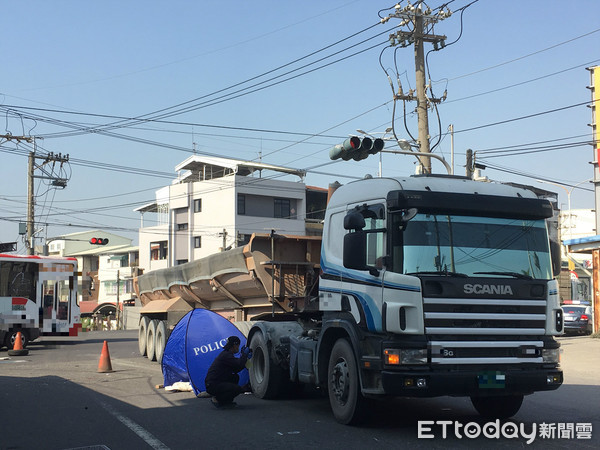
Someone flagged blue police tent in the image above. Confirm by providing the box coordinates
[161,308,249,395]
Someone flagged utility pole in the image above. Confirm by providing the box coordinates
[413,12,430,172]
[116,270,121,330]
[1,134,36,254]
[27,148,35,255]
[449,124,455,175]
[2,135,70,254]
[466,149,474,179]
[219,228,228,251]
[384,3,450,173]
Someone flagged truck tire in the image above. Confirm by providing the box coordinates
[155,321,167,363]
[139,316,150,356]
[4,329,29,350]
[328,338,367,425]
[147,319,158,362]
[471,395,524,419]
[249,332,284,399]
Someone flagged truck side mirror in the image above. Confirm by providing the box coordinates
[549,240,561,278]
[343,231,367,270]
[398,208,418,231]
[344,211,365,230]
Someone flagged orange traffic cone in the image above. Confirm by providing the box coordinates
[8,331,29,356]
[97,340,113,373]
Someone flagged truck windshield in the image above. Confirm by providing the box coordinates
[397,213,552,280]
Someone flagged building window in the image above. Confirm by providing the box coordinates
[274,198,291,218]
[150,241,168,260]
[237,233,251,246]
[194,236,202,248]
[177,223,188,231]
[194,198,202,213]
[176,259,188,265]
[238,194,246,215]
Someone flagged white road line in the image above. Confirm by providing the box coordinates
[98,400,170,450]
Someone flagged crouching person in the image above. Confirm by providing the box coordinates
[205,335,252,408]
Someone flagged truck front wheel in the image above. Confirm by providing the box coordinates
[328,338,366,425]
[471,395,524,419]
[249,332,284,399]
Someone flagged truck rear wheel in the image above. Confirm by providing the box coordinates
[249,332,284,399]
[471,395,524,419]
[328,338,366,425]
[155,321,167,363]
[146,319,158,362]
[139,316,150,356]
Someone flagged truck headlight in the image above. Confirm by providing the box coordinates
[384,348,428,365]
[542,348,560,363]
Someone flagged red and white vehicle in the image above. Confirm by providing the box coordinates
[0,253,81,349]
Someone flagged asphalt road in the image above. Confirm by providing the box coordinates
[1,330,598,450]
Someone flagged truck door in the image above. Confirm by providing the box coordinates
[380,210,424,335]
[342,203,387,332]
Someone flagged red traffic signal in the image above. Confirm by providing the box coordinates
[90,237,109,245]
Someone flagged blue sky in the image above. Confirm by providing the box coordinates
[1,0,599,250]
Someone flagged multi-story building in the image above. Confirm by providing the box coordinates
[46,230,138,305]
[136,155,326,272]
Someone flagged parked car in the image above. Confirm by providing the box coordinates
[561,305,593,335]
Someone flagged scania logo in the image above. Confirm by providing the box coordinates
[463,284,513,295]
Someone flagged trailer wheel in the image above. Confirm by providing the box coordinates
[471,395,524,419]
[4,330,29,350]
[138,316,150,356]
[155,321,167,364]
[249,332,284,399]
[328,338,367,425]
[147,319,158,362]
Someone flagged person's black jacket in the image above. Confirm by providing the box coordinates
[205,350,248,387]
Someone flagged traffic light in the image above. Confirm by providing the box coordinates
[90,237,109,245]
[329,136,384,161]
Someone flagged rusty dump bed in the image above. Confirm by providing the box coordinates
[134,233,321,313]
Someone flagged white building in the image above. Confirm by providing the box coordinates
[135,156,320,273]
[46,230,138,305]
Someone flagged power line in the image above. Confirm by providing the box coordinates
[454,100,593,134]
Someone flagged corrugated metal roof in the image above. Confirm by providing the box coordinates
[174,155,305,179]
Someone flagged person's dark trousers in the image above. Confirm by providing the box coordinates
[206,374,242,404]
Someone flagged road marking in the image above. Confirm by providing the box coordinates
[98,400,170,450]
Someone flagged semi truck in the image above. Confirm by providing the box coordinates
[0,253,81,349]
[134,174,564,424]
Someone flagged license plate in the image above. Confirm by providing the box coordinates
[477,371,506,389]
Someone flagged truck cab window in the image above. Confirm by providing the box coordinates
[360,204,386,268]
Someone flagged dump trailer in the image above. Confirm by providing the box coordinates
[135,174,564,425]
[134,233,321,362]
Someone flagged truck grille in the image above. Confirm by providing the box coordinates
[423,297,547,364]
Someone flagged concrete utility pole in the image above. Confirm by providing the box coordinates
[28,148,69,255]
[413,13,431,171]
[1,134,70,255]
[1,134,36,254]
[385,3,450,173]
[27,148,35,255]
[116,270,121,330]
[219,228,228,251]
